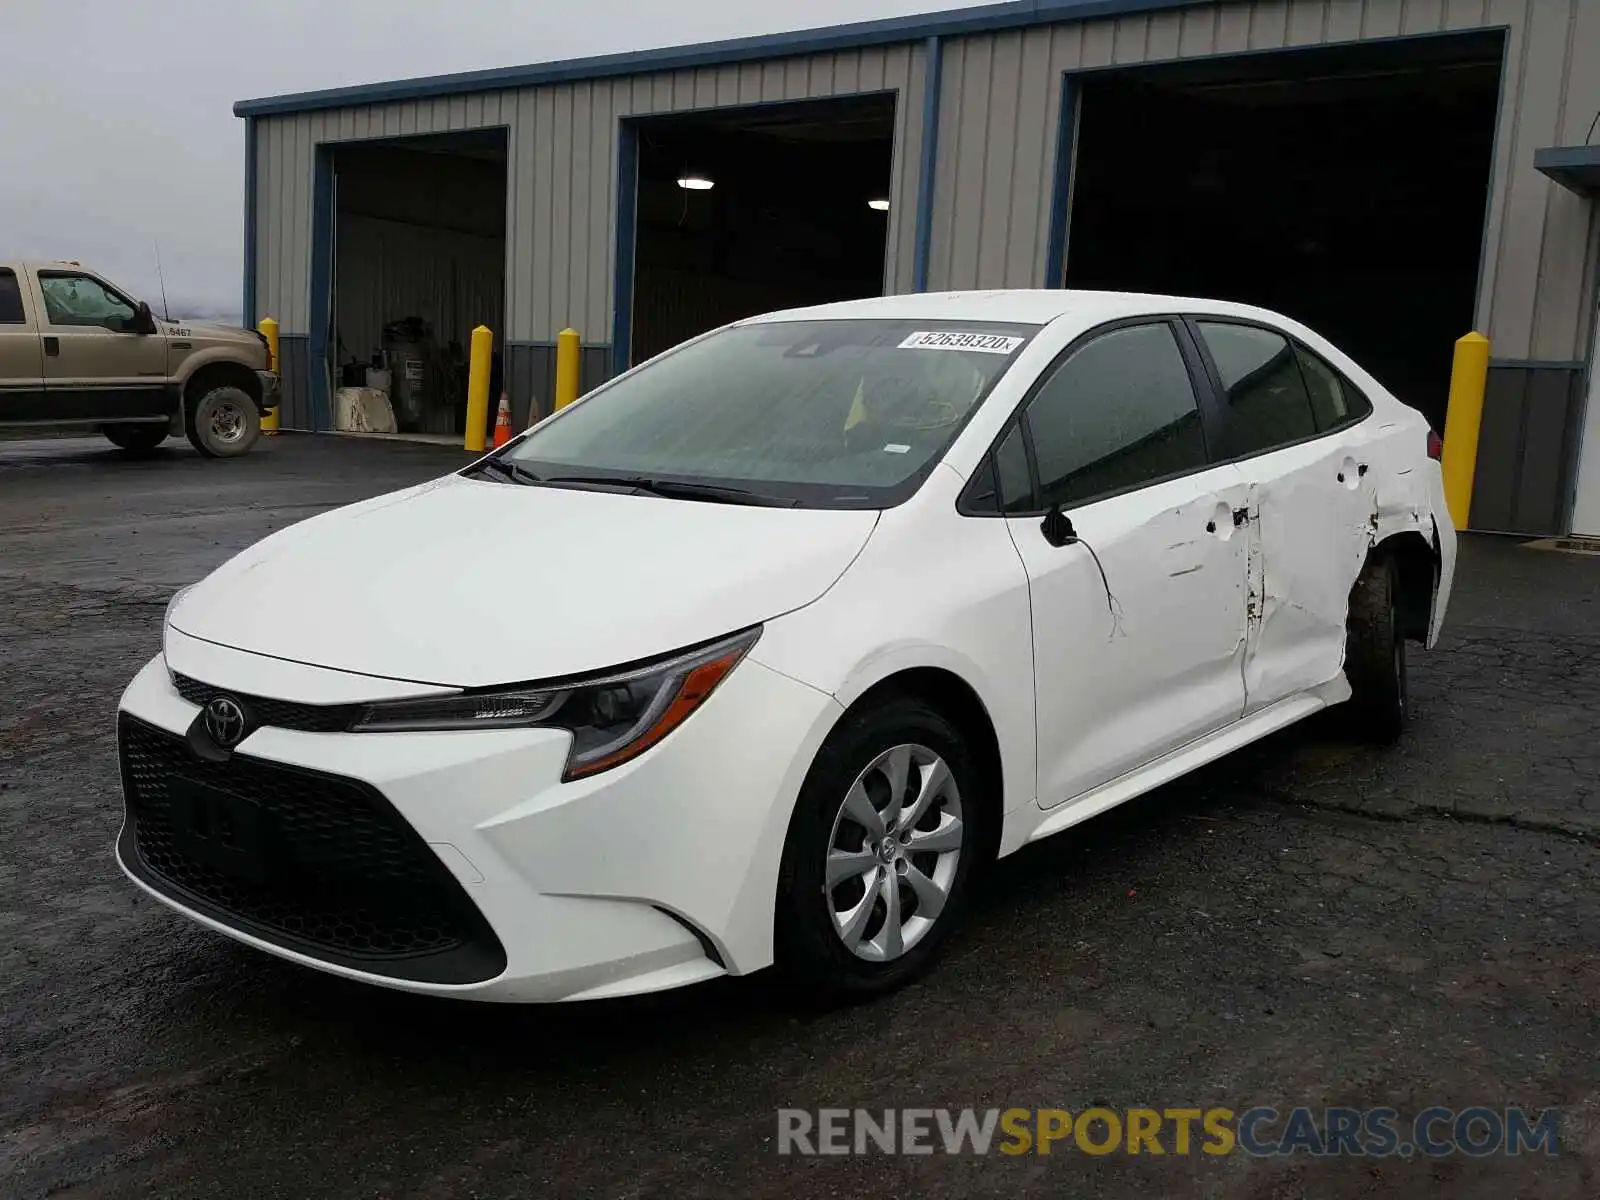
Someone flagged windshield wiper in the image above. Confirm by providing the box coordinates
[470,458,543,486]
[542,474,798,507]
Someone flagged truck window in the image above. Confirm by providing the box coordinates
[38,272,137,332]
[0,270,24,324]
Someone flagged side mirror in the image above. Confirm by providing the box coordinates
[1040,505,1078,548]
[131,301,157,335]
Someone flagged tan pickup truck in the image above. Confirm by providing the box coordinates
[0,262,275,456]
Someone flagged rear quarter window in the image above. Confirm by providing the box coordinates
[0,270,24,324]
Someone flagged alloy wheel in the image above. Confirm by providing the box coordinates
[824,743,964,962]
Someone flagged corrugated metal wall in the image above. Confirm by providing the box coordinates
[929,0,1600,363]
[510,43,924,343]
[252,45,924,344]
[254,91,520,336]
[251,0,1596,371]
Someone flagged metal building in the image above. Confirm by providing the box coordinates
[235,0,1600,536]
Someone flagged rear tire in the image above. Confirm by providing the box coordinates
[1344,555,1407,744]
[102,423,169,454]
[775,696,982,1002]
[185,385,260,458]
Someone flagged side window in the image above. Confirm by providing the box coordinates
[956,426,1037,515]
[38,274,137,332]
[1295,343,1371,431]
[1025,323,1207,509]
[995,424,1034,513]
[0,270,25,324]
[1197,322,1317,458]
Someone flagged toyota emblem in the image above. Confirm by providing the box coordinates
[203,696,248,749]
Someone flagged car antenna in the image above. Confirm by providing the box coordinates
[153,238,172,321]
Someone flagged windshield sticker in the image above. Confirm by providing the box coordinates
[898,330,1025,355]
[883,443,912,454]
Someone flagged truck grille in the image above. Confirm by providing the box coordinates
[170,672,358,734]
[117,715,505,985]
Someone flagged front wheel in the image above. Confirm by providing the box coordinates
[1344,555,1407,743]
[102,423,169,453]
[775,696,981,1001]
[186,385,261,458]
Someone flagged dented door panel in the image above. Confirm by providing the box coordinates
[1011,466,1252,810]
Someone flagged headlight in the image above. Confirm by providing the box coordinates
[350,627,761,780]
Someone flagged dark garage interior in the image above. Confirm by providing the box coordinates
[331,130,507,435]
[1066,33,1504,431]
[628,95,896,364]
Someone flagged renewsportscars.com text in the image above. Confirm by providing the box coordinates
[776,1106,1559,1158]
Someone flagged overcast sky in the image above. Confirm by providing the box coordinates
[1,0,959,319]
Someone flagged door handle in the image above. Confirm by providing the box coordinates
[43,336,59,357]
[1233,506,1250,527]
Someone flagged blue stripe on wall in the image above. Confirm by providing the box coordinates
[913,36,943,294]
[242,118,258,328]
[234,0,1206,116]
[1043,74,1079,290]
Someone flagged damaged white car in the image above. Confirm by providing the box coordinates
[118,290,1454,1003]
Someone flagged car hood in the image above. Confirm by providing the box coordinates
[168,474,878,688]
[161,319,257,342]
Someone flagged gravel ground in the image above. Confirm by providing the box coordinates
[2,433,1597,1198]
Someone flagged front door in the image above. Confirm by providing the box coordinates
[1189,319,1377,712]
[36,270,170,421]
[0,268,45,421]
[1003,320,1251,809]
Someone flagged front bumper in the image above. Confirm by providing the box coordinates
[115,640,841,1001]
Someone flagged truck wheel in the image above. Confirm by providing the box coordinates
[1343,555,1406,744]
[102,423,169,454]
[186,386,260,458]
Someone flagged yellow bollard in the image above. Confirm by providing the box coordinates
[1440,331,1490,531]
[555,327,581,411]
[258,317,280,435]
[464,325,494,453]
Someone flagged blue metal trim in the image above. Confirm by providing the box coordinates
[1042,73,1078,289]
[242,118,258,327]
[911,36,943,293]
[307,145,336,433]
[1535,145,1600,196]
[612,120,640,377]
[1490,358,1587,370]
[233,0,1204,117]
[1472,29,1511,333]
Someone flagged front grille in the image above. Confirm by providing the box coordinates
[170,672,358,733]
[118,714,505,985]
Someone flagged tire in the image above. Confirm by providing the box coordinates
[775,695,983,1001]
[102,423,169,453]
[1344,555,1407,744]
[185,385,261,458]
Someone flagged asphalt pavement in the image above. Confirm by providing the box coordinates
[2,433,1598,1198]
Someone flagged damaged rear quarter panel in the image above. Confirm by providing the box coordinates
[1244,407,1448,710]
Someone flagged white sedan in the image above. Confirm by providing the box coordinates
[116,290,1455,1002]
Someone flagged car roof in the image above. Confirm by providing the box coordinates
[738,289,1302,331]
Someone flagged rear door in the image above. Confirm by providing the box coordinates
[36,269,170,421]
[0,268,45,421]
[998,319,1253,809]
[1189,318,1377,713]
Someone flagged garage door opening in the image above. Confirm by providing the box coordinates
[331,130,506,436]
[625,95,896,366]
[1065,34,1503,430]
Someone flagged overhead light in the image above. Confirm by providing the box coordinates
[868,198,890,211]
[676,174,714,191]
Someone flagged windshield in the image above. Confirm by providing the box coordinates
[498,318,1039,508]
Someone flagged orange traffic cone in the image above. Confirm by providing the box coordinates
[491,392,513,448]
